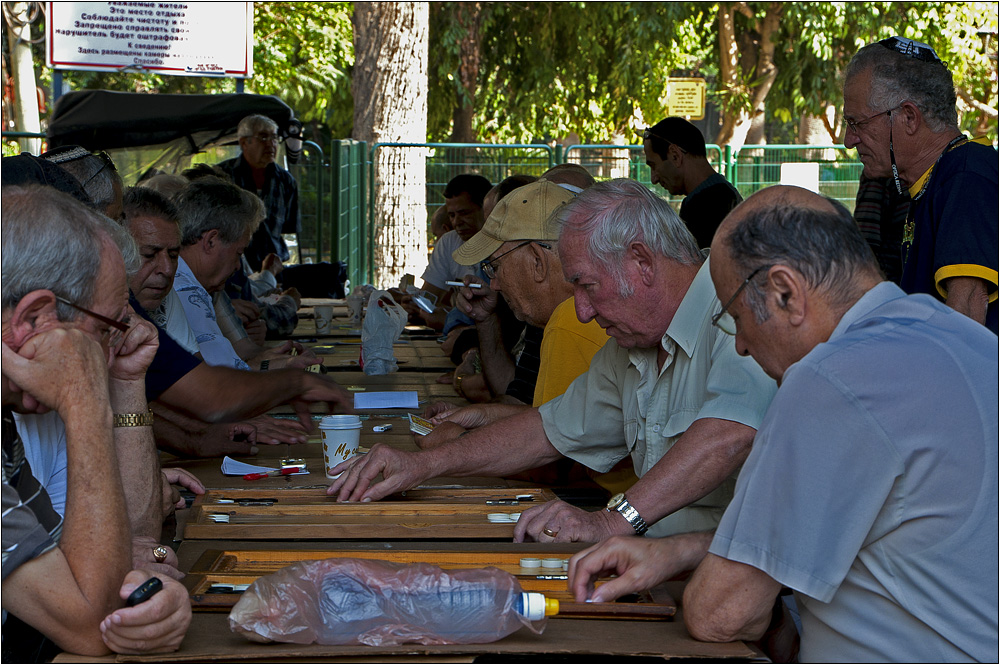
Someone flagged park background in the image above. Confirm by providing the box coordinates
[3,2,997,287]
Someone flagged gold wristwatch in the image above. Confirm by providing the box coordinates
[113,408,154,428]
[606,492,649,536]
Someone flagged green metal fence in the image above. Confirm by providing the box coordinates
[730,145,863,211]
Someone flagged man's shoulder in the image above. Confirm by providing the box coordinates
[935,139,998,184]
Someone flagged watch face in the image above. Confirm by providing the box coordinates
[607,492,625,510]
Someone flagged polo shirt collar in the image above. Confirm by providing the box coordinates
[829,281,907,341]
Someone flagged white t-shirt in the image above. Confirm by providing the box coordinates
[421,230,474,290]
[13,411,68,517]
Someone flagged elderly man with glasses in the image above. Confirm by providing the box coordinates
[843,36,998,333]
[567,185,998,662]
[328,179,776,544]
[217,114,300,272]
[642,117,742,249]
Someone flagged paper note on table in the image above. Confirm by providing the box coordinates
[221,456,308,476]
[354,391,419,410]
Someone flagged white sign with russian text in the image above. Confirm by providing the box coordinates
[46,2,253,78]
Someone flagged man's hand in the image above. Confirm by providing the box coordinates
[258,341,322,370]
[262,253,284,277]
[567,534,712,603]
[108,309,159,383]
[131,538,183,581]
[230,299,262,325]
[160,468,205,513]
[513,499,633,543]
[430,404,494,429]
[244,414,309,445]
[423,400,460,420]
[281,287,302,309]
[245,318,267,346]
[454,278,497,323]
[1,328,109,415]
[326,443,430,502]
[100,571,191,654]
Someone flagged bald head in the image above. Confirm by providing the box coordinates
[713,185,881,317]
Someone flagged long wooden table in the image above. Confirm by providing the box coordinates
[55,307,759,662]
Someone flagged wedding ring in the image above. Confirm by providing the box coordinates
[542,527,559,538]
[152,545,169,563]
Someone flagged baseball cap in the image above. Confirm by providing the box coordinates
[452,180,575,266]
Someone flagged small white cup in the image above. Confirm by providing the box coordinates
[314,305,334,335]
[347,295,365,326]
[319,414,362,479]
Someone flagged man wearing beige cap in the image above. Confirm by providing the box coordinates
[419,182,611,462]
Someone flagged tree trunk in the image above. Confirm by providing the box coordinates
[4,2,42,155]
[714,2,782,149]
[449,2,483,144]
[352,2,430,288]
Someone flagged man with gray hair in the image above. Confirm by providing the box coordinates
[568,185,997,662]
[217,114,300,271]
[328,179,776,543]
[2,185,191,657]
[843,36,998,333]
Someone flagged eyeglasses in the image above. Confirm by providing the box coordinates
[844,105,900,134]
[480,241,552,280]
[711,264,772,335]
[55,296,130,347]
[878,37,942,64]
[248,133,280,144]
[81,151,116,190]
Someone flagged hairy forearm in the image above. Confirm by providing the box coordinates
[422,408,562,478]
[108,379,162,540]
[157,364,304,423]
[628,418,755,527]
[475,315,516,394]
[59,400,132,618]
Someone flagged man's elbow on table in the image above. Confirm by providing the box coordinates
[682,554,778,643]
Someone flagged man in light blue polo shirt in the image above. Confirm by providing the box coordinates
[567,185,998,662]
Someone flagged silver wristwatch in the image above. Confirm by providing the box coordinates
[605,492,648,536]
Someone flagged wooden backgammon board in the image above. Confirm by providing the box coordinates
[183,547,676,620]
[185,487,561,540]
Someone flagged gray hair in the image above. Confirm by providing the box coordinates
[555,178,702,297]
[2,185,138,319]
[237,114,278,139]
[722,196,880,322]
[42,147,125,218]
[175,177,264,247]
[845,42,958,133]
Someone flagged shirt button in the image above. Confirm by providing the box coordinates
[652,424,661,433]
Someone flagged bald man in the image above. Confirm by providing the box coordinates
[567,186,997,662]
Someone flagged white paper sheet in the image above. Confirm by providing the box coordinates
[354,391,419,410]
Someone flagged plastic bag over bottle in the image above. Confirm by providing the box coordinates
[228,558,548,646]
[359,290,407,375]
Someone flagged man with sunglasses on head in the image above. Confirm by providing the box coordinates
[643,117,742,249]
[217,114,299,272]
[329,179,776,544]
[843,36,998,333]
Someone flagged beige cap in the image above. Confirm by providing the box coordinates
[452,180,575,266]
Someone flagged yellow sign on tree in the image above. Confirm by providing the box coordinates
[666,78,706,120]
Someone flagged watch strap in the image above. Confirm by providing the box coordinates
[113,408,154,428]
[608,494,649,536]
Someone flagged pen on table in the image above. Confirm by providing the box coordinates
[445,281,483,289]
[243,468,299,481]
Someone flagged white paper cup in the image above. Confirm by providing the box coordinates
[314,305,334,335]
[347,295,365,326]
[319,414,362,479]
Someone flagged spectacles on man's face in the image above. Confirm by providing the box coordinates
[56,296,130,348]
[844,105,901,134]
[711,264,773,336]
[480,241,551,280]
[249,132,280,144]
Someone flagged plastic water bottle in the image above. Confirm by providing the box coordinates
[229,559,559,646]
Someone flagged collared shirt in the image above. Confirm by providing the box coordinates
[217,155,300,271]
[539,259,777,536]
[174,257,251,370]
[150,288,200,356]
[711,282,998,662]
